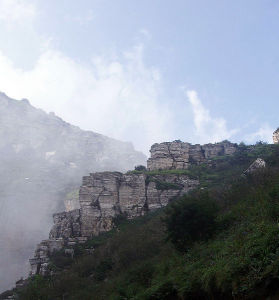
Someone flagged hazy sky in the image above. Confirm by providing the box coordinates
[0,0,278,153]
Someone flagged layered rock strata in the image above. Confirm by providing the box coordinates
[273,129,279,144]
[79,172,198,237]
[29,139,239,276]
[147,141,238,171]
[30,172,198,275]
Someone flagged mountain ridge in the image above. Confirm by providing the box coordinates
[0,92,146,292]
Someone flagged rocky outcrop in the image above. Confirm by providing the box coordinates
[147,141,237,171]
[244,158,266,175]
[28,139,239,276]
[273,129,279,144]
[49,172,198,240]
[49,209,81,239]
[30,171,198,275]
[79,172,198,237]
[29,236,88,276]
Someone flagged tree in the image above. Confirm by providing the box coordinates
[163,192,218,252]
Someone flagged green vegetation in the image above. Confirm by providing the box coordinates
[164,191,219,251]
[145,175,183,190]
[134,165,147,172]
[129,143,279,189]
[11,143,279,300]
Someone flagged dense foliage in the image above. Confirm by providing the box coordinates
[164,192,219,251]
[6,143,279,300]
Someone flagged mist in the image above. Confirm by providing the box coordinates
[0,92,146,292]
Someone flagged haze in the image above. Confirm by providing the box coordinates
[1,0,279,292]
[0,0,278,154]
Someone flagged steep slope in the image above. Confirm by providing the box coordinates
[26,140,237,278]
[0,92,146,292]
[9,143,279,300]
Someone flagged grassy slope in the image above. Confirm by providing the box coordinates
[6,143,279,300]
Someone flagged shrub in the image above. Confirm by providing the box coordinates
[164,192,219,251]
[134,165,147,171]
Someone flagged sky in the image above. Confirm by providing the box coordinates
[0,0,278,154]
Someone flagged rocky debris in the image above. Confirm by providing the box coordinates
[273,128,279,144]
[244,158,266,175]
[147,141,237,171]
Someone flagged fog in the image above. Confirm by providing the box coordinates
[0,92,146,292]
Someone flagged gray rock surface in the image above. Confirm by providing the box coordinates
[29,138,240,276]
[147,141,237,170]
[273,129,279,144]
[30,171,199,275]
[244,158,266,175]
[79,172,198,237]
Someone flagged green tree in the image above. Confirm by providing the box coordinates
[164,192,219,251]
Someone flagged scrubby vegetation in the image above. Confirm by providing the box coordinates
[8,143,279,300]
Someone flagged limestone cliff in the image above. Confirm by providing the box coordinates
[78,172,198,237]
[147,141,238,171]
[29,139,241,276]
[273,129,279,144]
[30,171,199,275]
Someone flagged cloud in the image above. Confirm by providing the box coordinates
[0,44,172,154]
[64,9,95,26]
[244,123,274,144]
[186,90,237,143]
[0,0,37,25]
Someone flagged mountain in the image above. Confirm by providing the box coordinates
[7,142,279,300]
[0,92,146,292]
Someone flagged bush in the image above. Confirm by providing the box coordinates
[134,165,147,171]
[164,192,219,251]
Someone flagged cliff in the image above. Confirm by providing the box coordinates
[7,142,279,300]
[147,141,238,170]
[30,171,199,275]
[273,128,279,144]
[29,140,240,276]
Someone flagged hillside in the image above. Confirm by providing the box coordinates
[0,92,146,292]
[6,142,279,299]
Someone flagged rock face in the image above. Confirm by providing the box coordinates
[273,129,279,144]
[79,172,198,237]
[49,209,81,239]
[244,158,266,175]
[29,139,239,276]
[30,171,199,275]
[48,172,198,239]
[147,141,238,170]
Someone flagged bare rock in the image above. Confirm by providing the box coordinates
[244,158,266,175]
[147,140,238,171]
[30,170,199,275]
[49,209,81,239]
[273,128,279,144]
